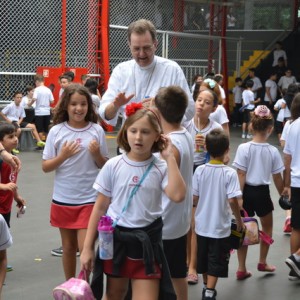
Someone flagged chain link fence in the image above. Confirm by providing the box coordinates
[1,0,296,102]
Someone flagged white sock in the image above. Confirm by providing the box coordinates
[293,253,300,262]
[205,289,215,298]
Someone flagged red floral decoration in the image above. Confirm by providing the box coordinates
[125,102,143,117]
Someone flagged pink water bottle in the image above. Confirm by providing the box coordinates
[98,216,114,260]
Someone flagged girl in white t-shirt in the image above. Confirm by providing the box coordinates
[81,103,186,300]
[42,84,109,280]
[233,105,284,280]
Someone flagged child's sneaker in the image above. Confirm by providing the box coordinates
[37,141,46,147]
[246,134,253,139]
[6,265,13,272]
[283,217,292,233]
[203,289,217,300]
[241,133,246,139]
[288,269,300,281]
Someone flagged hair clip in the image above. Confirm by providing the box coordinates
[204,78,216,89]
[125,102,143,117]
[254,105,271,118]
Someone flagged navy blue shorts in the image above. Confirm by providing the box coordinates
[291,187,300,229]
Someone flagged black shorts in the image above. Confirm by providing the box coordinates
[275,120,284,134]
[196,235,231,278]
[1,212,11,228]
[291,187,300,229]
[163,235,187,278]
[243,184,274,217]
[242,110,251,123]
[20,121,29,128]
[35,115,51,133]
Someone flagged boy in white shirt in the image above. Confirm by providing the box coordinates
[193,128,243,300]
[30,74,54,141]
[155,86,194,300]
[0,91,46,149]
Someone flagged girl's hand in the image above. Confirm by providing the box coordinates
[80,248,95,273]
[195,134,205,147]
[0,182,17,191]
[88,139,100,156]
[15,196,26,208]
[160,135,174,161]
[60,141,81,159]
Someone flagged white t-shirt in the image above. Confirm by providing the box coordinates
[242,89,255,110]
[273,49,287,67]
[233,141,284,185]
[33,85,54,116]
[250,77,262,98]
[0,214,12,251]
[2,102,26,122]
[93,154,168,228]
[209,105,229,125]
[184,119,222,166]
[264,79,278,103]
[162,128,193,240]
[21,96,36,109]
[232,86,242,104]
[43,122,108,204]
[99,56,195,125]
[278,76,297,91]
[283,118,300,187]
[274,98,291,122]
[281,119,292,143]
[193,163,242,238]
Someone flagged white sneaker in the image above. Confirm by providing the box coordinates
[241,133,246,138]
[246,134,252,139]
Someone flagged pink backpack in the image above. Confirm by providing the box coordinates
[53,270,95,300]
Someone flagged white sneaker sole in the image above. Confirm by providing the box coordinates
[285,258,300,277]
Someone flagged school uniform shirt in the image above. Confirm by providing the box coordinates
[209,105,229,125]
[162,128,194,240]
[274,99,291,122]
[233,142,284,186]
[193,163,242,238]
[251,76,262,98]
[264,79,278,103]
[42,122,108,204]
[283,118,300,187]
[242,89,255,110]
[93,154,168,228]
[281,120,292,143]
[99,56,195,125]
[33,85,54,116]
[232,86,243,104]
[0,214,12,250]
[21,96,36,109]
[184,119,222,166]
[273,49,287,67]
[278,76,297,91]
[2,102,26,122]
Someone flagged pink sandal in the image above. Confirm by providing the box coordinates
[257,263,276,272]
[187,273,198,285]
[236,270,252,280]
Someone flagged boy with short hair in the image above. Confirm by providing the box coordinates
[193,128,243,300]
[154,85,194,300]
[30,74,54,141]
[58,75,72,99]
[232,77,243,127]
[0,91,45,149]
[0,214,13,298]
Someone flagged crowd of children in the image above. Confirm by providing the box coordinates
[1,42,300,300]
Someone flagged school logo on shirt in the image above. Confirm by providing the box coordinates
[132,176,139,183]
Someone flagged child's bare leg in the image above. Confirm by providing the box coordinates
[0,250,8,298]
[237,245,248,272]
[187,207,198,280]
[131,278,159,300]
[26,123,42,142]
[258,212,275,270]
[172,278,188,300]
[59,228,78,280]
[105,277,129,300]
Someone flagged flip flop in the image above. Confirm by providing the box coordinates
[187,273,198,285]
[257,263,276,272]
[236,270,252,280]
